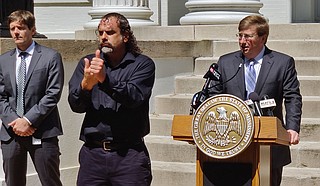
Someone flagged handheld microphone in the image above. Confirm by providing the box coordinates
[249,92,263,116]
[259,95,276,116]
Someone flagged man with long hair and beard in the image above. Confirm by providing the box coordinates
[68,12,155,186]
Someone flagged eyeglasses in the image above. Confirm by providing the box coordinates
[236,33,257,40]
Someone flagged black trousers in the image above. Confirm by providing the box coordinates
[77,142,152,186]
[272,166,283,186]
[1,136,62,186]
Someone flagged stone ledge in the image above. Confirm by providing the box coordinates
[75,24,320,41]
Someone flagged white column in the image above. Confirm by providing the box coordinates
[180,0,263,25]
[84,0,155,29]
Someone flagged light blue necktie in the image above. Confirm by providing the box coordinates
[245,59,256,98]
[17,52,27,117]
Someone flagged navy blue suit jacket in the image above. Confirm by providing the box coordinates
[209,47,302,168]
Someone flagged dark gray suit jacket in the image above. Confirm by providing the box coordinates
[0,42,64,141]
[209,47,302,168]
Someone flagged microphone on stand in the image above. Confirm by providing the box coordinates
[259,95,276,116]
[244,99,255,115]
[203,63,221,81]
[190,63,242,115]
[190,63,244,115]
[190,63,221,114]
[248,92,263,116]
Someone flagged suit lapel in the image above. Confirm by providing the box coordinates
[9,50,18,96]
[255,48,274,94]
[234,53,246,99]
[26,43,42,84]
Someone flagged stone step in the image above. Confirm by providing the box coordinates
[145,136,320,170]
[174,75,204,94]
[300,118,320,141]
[289,142,320,168]
[194,57,320,77]
[194,57,219,77]
[194,24,320,41]
[302,96,320,118]
[154,94,193,115]
[299,76,320,96]
[212,40,320,58]
[282,167,320,186]
[154,94,320,118]
[145,135,196,163]
[150,161,320,186]
[131,24,320,42]
[295,57,320,76]
[151,161,196,186]
[174,75,320,97]
[149,114,173,136]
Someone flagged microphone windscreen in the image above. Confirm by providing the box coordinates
[203,63,220,80]
[249,92,260,101]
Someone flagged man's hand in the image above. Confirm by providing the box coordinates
[81,50,106,90]
[8,118,36,137]
[81,57,99,90]
[287,129,300,145]
[89,50,106,83]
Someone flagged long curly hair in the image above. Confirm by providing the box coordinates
[98,12,142,56]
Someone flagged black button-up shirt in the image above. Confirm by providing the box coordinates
[68,52,155,142]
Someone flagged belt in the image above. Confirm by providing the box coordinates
[84,138,144,152]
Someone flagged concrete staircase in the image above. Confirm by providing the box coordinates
[145,24,320,186]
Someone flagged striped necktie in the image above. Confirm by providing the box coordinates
[16,52,28,117]
[245,59,256,98]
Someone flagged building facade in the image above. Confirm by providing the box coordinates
[34,0,320,39]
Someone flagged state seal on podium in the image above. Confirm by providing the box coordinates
[192,94,254,159]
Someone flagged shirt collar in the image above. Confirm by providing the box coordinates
[103,52,136,68]
[251,45,265,65]
[16,41,35,56]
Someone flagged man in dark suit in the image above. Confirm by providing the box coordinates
[208,15,302,186]
[0,10,64,186]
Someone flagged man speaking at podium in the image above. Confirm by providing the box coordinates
[208,15,302,186]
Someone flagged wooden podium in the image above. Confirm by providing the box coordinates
[171,115,290,186]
